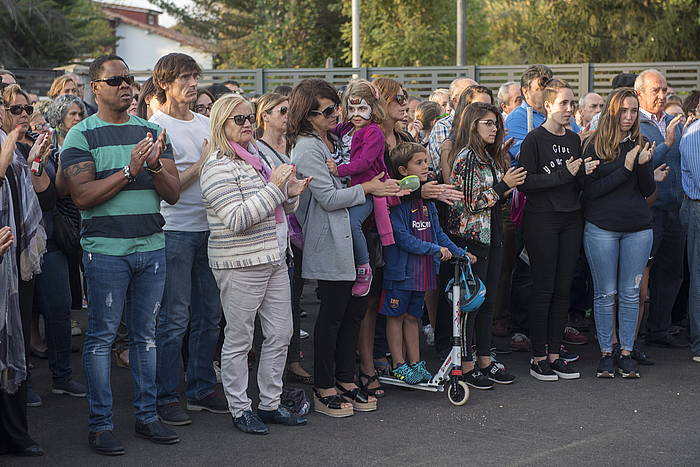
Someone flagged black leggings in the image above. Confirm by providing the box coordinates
[314,281,368,389]
[523,210,582,357]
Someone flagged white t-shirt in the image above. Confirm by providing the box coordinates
[149,110,210,232]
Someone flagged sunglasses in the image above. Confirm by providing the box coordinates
[395,94,408,106]
[310,104,338,118]
[6,104,34,116]
[228,113,256,126]
[268,106,288,115]
[92,75,135,87]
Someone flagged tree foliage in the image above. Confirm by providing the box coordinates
[0,0,116,68]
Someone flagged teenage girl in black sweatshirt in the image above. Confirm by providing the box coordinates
[517,79,598,382]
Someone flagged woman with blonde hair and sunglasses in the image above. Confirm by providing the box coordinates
[200,93,312,434]
[581,88,656,379]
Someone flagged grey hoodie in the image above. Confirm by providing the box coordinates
[291,134,366,281]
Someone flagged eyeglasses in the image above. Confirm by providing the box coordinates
[309,104,338,118]
[268,106,288,115]
[6,104,34,116]
[227,113,256,126]
[478,120,498,128]
[395,94,408,106]
[195,104,213,114]
[92,75,135,87]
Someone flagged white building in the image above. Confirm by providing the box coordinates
[100,2,215,71]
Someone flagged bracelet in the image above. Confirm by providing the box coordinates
[123,165,136,183]
[146,160,163,174]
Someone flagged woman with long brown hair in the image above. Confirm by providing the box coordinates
[445,102,525,389]
[582,88,656,379]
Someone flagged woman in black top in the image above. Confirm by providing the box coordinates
[581,88,656,379]
[517,79,597,382]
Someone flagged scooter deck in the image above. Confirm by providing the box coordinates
[378,375,445,392]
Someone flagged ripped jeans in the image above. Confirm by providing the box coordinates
[82,249,166,432]
[583,222,652,353]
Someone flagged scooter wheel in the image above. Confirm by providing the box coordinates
[447,380,469,406]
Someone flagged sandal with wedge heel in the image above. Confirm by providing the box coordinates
[335,383,377,412]
[358,371,385,398]
[313,389,354,418]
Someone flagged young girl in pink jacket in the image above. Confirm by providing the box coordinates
[327,80,394,297]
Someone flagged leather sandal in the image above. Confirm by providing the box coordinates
[313,389,353,418]
[358,371,385,398]
[335,383,377,412]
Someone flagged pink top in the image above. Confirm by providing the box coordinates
[335,122,388,185]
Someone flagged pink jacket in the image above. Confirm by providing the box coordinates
[335,122,394,246]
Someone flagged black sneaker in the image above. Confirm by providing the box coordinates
[596,355,615,379]
[631,344,654,366]
[461,368,494,390]
[480,362,516,384]
[558,345,579,363]
[617,354,640,378]
[158,402,192,426]
[530,359,558,382]
[550,358,580,379]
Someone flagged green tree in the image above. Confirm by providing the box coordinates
[0,0,116,68]
[337,0,489,67]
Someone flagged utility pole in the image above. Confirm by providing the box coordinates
[352,0,361,68]
[456,0,466,66]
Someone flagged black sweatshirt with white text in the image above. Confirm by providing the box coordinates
[517,126,583,213]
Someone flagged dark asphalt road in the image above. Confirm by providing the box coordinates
[6,287,700,467]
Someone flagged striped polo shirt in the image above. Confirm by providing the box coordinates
[61,114,174,256]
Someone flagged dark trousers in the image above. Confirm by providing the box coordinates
[287,245,305,364]
[569,249,593,320]
[493,204,515,326]
[524,210,582,357]
[67,247,83,310]
[510,226,532,335]
[314,281,368,388]
[647,207,687,340]
[462,241,503,361]
[0,279,35,454]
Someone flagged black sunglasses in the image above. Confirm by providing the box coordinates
[228,113,256,126]
[92,75,135,87]
[310,104,338,118]
[268,106,288,115]
[6,104,34,116]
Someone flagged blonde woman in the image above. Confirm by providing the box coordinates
[47,75,79,99]
[200,94,311,434]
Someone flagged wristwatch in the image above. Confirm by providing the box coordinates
[123,165,136,183]
[146,160,163,174]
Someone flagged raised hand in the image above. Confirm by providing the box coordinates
[684,114,698,133]
[146,128,168,168]
[624,145,640,171]
[665,114,683,147]
[637,141,655,165]
[501,137,516,157]
[0,126,21,173]
[28,131,51,164]
[0,226,13,255]
[583,157,600,175]
[270,163,294,189]
[286,166,312,197]
[502,166,527,188]
[654,163,670,183]
[407,119,423,140]
[130,134,155,176]
[565,157,583,176]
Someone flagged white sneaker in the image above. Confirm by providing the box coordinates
[300,329,310,339]
[693,355,700,363]
[422,324,434,346]
[71,320,82,336]
[213,361,222,383]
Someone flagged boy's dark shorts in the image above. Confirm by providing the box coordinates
[379,289,425,318]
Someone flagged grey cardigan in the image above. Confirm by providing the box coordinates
[291,134,366,281]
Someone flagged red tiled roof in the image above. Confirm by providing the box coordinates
[103,9,216,53]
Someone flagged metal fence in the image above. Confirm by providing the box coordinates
[132,61,700,98]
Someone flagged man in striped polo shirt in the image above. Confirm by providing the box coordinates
[61,55,181,456]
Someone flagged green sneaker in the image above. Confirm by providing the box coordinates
[411,361,432,383]
[392,363,422,384]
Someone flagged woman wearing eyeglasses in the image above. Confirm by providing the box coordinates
[200,93,311,434]
[445,102,524,389]
[255,92,313,386]
[194,88,215,118]
[289,78,403,417]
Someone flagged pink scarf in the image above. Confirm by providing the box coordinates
[230,140,285,224]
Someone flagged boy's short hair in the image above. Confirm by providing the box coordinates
[389,142,427,175]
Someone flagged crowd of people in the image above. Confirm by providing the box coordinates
[1,54,699,457]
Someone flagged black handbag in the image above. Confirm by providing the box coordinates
[53,198,81,255]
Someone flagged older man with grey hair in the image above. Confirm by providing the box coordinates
[426,77,477,175]
[497,81,522,119]
[634,68,689,350]
[578,92,603,129]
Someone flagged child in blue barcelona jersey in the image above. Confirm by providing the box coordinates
[381,142,474,384]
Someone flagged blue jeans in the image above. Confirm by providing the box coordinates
[82,249,166,432]
[583,222,652,352]
[35,249,72,384]
[681,199,700,356]
[348,197,373,266]
[156,231,221,405]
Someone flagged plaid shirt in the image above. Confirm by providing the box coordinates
[640,108,668,136]
[427,114,453,177]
